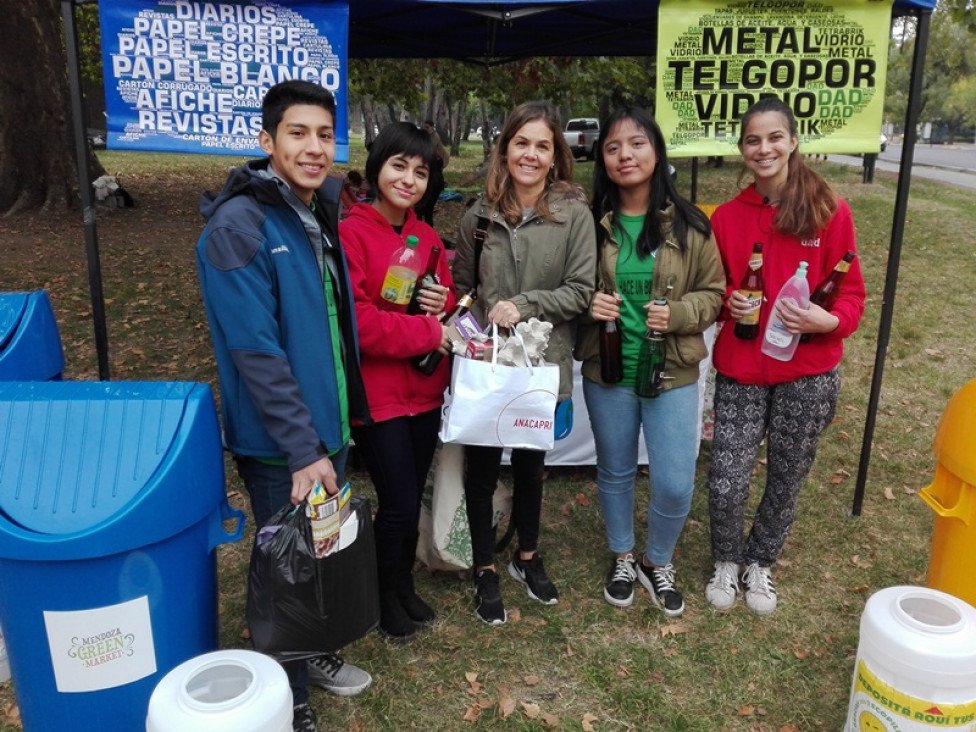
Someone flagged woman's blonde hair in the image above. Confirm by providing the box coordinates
[484,100,580,226]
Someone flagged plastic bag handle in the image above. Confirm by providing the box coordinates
[489,322,533,370]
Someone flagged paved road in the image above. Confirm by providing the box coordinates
[827,142,976,191]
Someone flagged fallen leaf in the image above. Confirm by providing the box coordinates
[575,492,590,507]
[462,704,481,722]
[524,674,541,686]
[616,664,631,678]
[464,671,478,683]
[883,486,896,501]
[521,701,541,719]
[498,693,516,720]
[582,712,599,731]
[739,704,755,716]
[778,725,800,732]
[508,608,522,623]
[542,713,560,726]
[659,622,688,637]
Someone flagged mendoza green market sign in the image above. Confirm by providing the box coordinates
[656,0,892,156]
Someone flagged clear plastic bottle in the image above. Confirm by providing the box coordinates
[761,261,810,362]
[380,235,423,306]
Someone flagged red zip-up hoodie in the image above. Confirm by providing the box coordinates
[340,203,457,423]
[710,184,866,386]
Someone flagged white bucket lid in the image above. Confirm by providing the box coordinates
[147,650,292,732]
[859,586,976,687]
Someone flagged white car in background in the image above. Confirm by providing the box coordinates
[880,133,889,152]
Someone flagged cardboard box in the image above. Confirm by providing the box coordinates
[307,481,352,557]
[465,339,494,361]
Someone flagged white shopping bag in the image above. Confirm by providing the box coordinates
[416,442,512,571]
[439,329,559,450]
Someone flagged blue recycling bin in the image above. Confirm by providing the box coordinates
[0,291,65,381]
[0,381,245,732]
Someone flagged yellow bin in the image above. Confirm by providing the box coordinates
[919,378,976,608]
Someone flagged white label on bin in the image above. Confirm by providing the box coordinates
[43,596,156,692]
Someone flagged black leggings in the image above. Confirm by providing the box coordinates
[464,446,546,568]
[352,408,441,569]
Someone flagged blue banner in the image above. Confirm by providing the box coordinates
[99,0,349,161]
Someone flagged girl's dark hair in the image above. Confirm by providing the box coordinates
[591,106,710,258]
[484,100,580,226]
[364,121,437,201]
[736,97,837,239]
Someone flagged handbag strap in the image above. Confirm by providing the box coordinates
[471,216,489,296]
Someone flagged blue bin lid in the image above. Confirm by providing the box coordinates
[0,381,226,560]
[0,291,65,381]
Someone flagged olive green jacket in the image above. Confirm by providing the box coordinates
[575,204,725,391]
[453,189,597,400]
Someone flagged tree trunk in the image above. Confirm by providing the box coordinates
[0,0,101,215]
[361,96,378,148]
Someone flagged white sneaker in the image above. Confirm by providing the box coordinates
[742,563,777,616]
[705,561,740,610]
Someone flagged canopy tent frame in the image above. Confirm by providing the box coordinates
[62,0,936,512]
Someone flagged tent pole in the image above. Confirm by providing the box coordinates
[62,0,111,380]
[852,8,931,516]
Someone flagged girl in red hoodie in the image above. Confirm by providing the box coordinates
[705,98,866,616]
[341,122,456,642]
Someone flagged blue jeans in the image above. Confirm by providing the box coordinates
[583,380,698,567]
[235,447,349,706]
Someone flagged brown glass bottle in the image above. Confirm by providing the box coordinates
[406,245,441,315]
[734,242,764,340]
[634,298,667,399]
[598,289,623,383]
[800,250,856,343]
[414,292,475,375]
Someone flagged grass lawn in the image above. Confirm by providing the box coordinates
[0,140,973,730]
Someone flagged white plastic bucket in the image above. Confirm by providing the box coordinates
[146,650,291,732]
[845,586,976,731]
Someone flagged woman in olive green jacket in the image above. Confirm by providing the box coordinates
[575,106,724,617]
[451,100,596,626]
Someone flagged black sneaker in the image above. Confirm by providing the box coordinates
[292,702,317,732]
[508,553,559,605]
[473,568,507,625]
[604,554,637,607]
[635,558,685,616]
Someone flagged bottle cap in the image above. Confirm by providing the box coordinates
[406,235,419,248]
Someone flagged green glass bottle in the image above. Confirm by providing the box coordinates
[634,298,667,399]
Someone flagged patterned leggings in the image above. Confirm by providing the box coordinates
[707,369,840,567]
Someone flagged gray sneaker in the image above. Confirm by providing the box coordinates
[306,654,372,697]
[292,702,317,732]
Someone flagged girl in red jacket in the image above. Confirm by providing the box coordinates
[340,122,456,642]
[705,98,866,616]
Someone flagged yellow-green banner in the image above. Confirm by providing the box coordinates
[655,0,893,157]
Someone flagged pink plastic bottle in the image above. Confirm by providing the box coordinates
[761,261,809,362]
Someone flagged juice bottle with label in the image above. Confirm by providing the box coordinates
[380,235,422,306]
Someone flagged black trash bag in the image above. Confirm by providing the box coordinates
[246,494,379,656]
